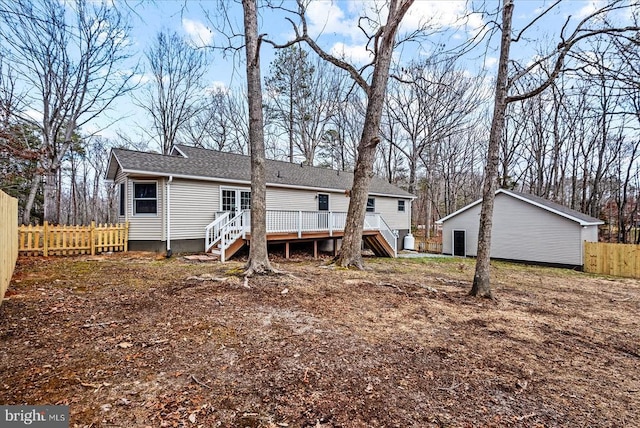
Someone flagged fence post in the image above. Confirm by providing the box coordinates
[124,222,129,252]
[90,221,96,255]
[43,221,48,257]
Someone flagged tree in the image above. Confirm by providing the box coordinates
[270,0,415,268]
[183,87,249,155]
[265,46,314,163]
[140,30,208,154]
[471,0,640,298]
[0,0,135,224]
[241,0,274,275]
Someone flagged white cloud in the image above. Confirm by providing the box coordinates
[576,0,606,19]
[484,56,498,69]
[205,81,230,95]
[23,109,43,123]
[305,1,361,40]
[330,42,374,64]
[182,18,213,48]
[402,1,485,35]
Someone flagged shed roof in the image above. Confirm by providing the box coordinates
[436,188,604,226]
[106,144,414,199]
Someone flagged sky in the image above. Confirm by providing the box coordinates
[73,0,632,147]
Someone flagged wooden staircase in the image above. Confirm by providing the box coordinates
[209,237,246,260]
[363,231,396,258]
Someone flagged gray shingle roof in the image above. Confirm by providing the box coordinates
[437,188,603,226]
[107,144,414,198]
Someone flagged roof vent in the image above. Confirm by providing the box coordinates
[277,171,281,178]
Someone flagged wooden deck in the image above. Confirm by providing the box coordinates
[217,230,395,260]
[206,210,398,261]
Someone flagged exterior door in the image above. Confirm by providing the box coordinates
[222,189,251,215]
[453,230,466,257]
[318,194,329,229]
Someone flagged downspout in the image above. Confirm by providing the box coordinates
[166,176,173,258]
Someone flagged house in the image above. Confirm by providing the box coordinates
[436,189,603,267]
[105,144,415,260]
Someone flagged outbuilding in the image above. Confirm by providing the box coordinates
[436,189,603,267]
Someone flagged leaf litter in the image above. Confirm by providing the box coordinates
[0,252,638,427]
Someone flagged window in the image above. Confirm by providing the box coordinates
[398,200,405,212]
[133,182,157,215]
[240,191,251,210]
[119,183,126,216]
[222,188,251,212]
[366,197,375,213]
[222,189,236,212]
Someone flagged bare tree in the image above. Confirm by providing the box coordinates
[0,0,135,224]
[140,30,208,154]
[242,0,274,275]
[266,0,415,268]
[472,0,640,298]
[183,87,250,155]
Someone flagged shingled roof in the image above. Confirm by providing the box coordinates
[437,188,603,226]
[106,144,414,198]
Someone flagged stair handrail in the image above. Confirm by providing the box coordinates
[217,210,247,262]
[365,213,397,257]
[205,212,230,251]
[377,215,398,257]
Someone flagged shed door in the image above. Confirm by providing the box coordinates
[453,230,466,257]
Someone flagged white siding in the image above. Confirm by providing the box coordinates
[266,187,350,212]
[441,203,481,256]
[374,196,411,230]
[123,176,412,242]
[169,179,220,239]
[441,193,594,265]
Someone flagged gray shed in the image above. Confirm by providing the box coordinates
[436,189,603,267]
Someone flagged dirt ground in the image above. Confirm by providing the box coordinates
[1,251,638,428]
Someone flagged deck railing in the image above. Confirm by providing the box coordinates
[205,210,398,258]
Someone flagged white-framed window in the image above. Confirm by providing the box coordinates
[119,183,126,216]
[133,181,157,215]
[366,197,375,213]
[221,187,251,213]
[398,200,405,212]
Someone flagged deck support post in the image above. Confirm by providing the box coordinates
[313,240,318,259]
[285,242,290,259]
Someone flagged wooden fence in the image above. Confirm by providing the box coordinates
[584,241,640,278]
[18,221,129,256]
[1,190,18,304]
[414,236,443,253]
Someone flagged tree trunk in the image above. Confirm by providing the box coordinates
[334,0,412,268]
[43,169,57,224]
[22,173,41,225]
[470,0,514,299]
[242,0,273,275]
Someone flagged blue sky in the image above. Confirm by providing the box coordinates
[86,0,629,146]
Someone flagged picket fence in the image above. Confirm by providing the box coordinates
[18,221,129,256]
[414,236,443,253]
[1,190,18,303]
